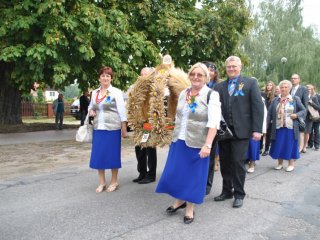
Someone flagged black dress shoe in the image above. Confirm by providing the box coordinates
[183,212,195,224]
[262,151,269,156]
[132,175,145,183]
[138,177,156,184]
[233,198,243,208]
[166,202,187,214]
[214,193,233,201]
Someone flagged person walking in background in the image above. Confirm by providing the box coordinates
[290,74,309,153]
[308,86,320,150]
[156,62,221,224]
[131,67,158,184]
[202,61,221,195]
[52,93,64,130]
[261,81,277,156]
[89,66,128,193]
[268,80,306,172]
[214,56,264,208]
[79,90,90,126]
[305,84,320,151]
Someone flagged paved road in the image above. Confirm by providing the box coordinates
[0,131,319,240]
[0,129,77,145]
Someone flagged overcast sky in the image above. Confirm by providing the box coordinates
[251,0,320,31]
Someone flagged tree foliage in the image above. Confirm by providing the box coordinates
[240,0,320,87]
[0,0,251,124]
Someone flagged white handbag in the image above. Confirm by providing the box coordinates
[76,115,93,143]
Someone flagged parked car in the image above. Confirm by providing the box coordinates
[70,99,81,120]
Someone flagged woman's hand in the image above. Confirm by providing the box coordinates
[122,131,129,138]
[290,113,298,120]
[199,146,211,158]
[89,110,96,117]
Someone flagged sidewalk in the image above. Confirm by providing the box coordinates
[0,129,77,145]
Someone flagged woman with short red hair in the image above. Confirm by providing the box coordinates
[88,66,128,193]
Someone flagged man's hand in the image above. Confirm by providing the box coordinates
[252,132,262,141]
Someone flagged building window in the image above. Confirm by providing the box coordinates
[50,92,55,97]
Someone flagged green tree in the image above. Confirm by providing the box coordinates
[240,0,320,87]
[35,89,46,103]
[62,83,80,100]
[0,0,251,124]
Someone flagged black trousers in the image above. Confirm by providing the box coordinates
[80,110,88,126]
[264,122,272,152]
[308,122,320,148]
[134,146,157,179]
[206,136,218,194]
[55,112,64,129]
[218,138,250,199]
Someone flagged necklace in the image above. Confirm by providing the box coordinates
[96,90,107,104]
[186,89,199,113]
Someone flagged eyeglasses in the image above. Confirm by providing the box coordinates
[291,78,299,80]
[226,65,238,70]
[190,73,204,78]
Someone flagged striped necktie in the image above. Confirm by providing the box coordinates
[229,80,236,96]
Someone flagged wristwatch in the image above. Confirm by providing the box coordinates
[204,144,212,149]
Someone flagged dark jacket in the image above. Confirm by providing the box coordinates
[291,85,309,109]
[214,75,264,139]
[267,96,306,140]
[80,95,90,112]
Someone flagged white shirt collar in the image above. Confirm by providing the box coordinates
[98,84,114,93]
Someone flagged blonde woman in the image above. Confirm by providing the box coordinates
[268,80,306,172]
[156,62,221,224]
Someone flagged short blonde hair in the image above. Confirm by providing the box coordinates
[225,56,242,67]
[188,62,210,84]
[279,80,292,90]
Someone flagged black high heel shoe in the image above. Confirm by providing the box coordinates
[184,211,195,224]
[166,202,187,214]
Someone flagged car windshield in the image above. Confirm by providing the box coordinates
[72,99,79,106]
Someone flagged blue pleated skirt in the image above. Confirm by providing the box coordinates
[155,140,210,204]
[89,129,121,169]
[269,128,299,160]
[247,139,260,161]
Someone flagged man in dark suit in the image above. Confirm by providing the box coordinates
[214,56,264,208]
[290,74,309,152]
[79,90,90,126]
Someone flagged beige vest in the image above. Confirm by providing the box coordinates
[91,98,121,130]
[172,87,210,148]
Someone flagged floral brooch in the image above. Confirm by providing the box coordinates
[234,82,245,96]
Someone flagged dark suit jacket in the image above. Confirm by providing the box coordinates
[291,85,309,108]
[214,75,264,139]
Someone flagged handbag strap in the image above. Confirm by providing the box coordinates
[207,89,212,104]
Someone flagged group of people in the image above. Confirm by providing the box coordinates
[248,74,320,173]
[85,55,318,225]
[52,91,90,130]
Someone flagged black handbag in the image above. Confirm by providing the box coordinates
[206,90,233,141]
[217,120,234,141]
[297,117,306,132]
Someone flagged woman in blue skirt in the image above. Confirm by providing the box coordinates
[89,66,128,193]
[155,63,221,224]
[247,97,267,173]
[268,80,306,172]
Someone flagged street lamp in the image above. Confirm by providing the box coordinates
[281,57,287,80]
